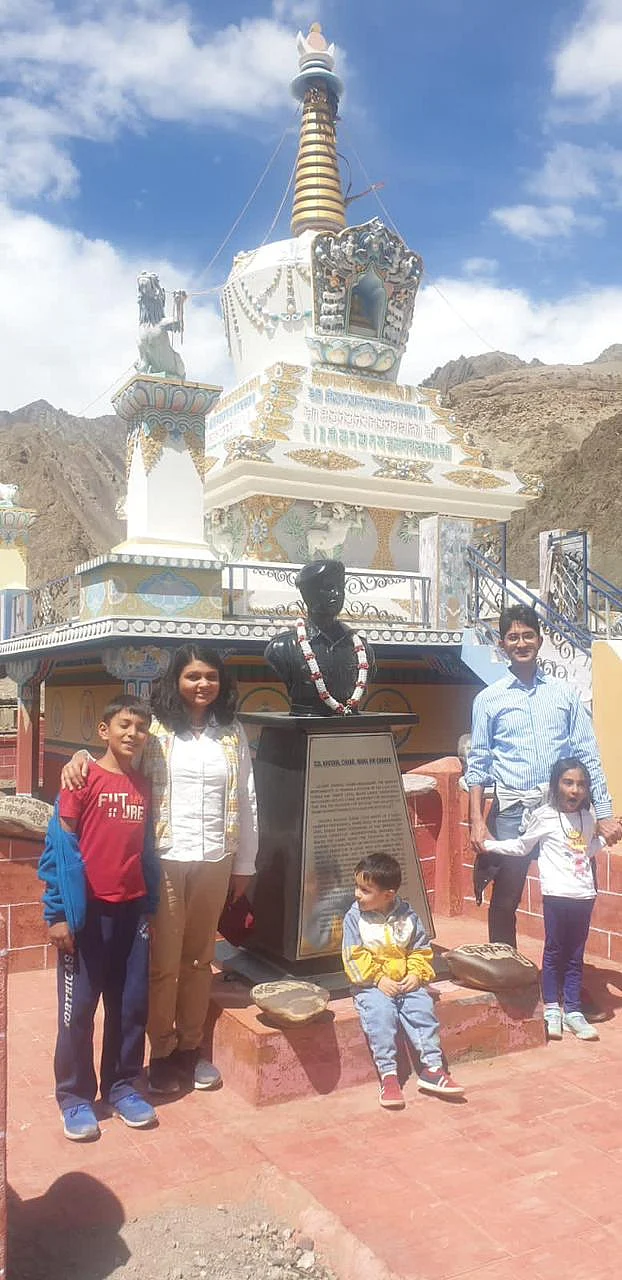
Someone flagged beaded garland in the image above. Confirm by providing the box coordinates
[295,618,369,715]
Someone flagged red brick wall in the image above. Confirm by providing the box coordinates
[0,833,50,973]
[0,727,44,788]
[457,786,622,961]
[0,913,7,1280]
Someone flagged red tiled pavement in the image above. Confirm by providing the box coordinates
[8,931,622,1280]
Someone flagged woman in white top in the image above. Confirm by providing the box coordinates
[62,644,258,1096]
[484,756,601,1043]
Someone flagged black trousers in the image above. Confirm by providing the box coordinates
[487,801,533,948]
[54,898,149,1111]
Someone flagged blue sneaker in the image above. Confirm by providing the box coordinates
[113,1092,157,1129]
[62,1103,100,1142]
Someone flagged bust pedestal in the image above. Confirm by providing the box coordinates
[238,712,432,978]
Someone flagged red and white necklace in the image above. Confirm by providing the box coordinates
[296,618,369,715]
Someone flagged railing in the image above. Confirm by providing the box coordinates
[467,544,592,655]
[222,562,432,627]
[11,576,80,635]
[545,531,622,639]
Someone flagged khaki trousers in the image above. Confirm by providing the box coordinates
[148,856,232,1059]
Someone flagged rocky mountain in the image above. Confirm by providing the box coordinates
[422,350,536,395]
[507,409,622,586]
[0,402,125,586]
[425,348,622,483]
[6,344,622,591]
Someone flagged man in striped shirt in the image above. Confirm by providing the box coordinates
[465,604,621,947]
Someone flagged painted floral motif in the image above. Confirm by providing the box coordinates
[372,457,433,482]
[224,437,275,463]
[286,448,362,471]
[516,472,546,496]
[444,470,509,490]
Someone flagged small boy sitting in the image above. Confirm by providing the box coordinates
[39,695,159,1141]
[342,853,465,1108]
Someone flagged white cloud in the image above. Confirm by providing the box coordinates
[462,257,498,278]
[3,195,622,417]
[553,0,622,115]
[403,276,622,384]
[490,202,602,241]
[0,201,231,414]
[0,1,297,199]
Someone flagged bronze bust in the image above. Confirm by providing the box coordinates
[264,560,376,716]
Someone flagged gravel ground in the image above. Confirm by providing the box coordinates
[9,1202,339,1280]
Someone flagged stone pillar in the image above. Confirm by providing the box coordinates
[8,659,43,797]
[101,645,171,700]
[418,515,474,629]
[112,375,221,555]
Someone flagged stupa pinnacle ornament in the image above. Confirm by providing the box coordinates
[291,23,346,237]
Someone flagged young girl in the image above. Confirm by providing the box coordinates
[484,757,601,1042]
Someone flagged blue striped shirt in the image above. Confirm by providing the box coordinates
[465,669,612,818]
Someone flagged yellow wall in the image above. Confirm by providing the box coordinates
[0,546,27,589]
[45,682,122,753]
[592,640,622,812]
[237,677,476,764]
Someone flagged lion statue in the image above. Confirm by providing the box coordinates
[135,271,186,380]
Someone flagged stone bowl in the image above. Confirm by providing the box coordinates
[250,979,331,1026]
[0,794,53,839]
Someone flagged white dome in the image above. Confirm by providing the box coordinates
[221,231,316,383]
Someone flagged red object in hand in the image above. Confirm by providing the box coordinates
[218,894,255,947]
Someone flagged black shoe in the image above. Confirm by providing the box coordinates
[170,1048,197,1082]
[148,1055,181,1095]
[172,1048,222,1091]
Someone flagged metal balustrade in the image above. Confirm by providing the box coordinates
[467,544,592,656]
[222,562,432,627]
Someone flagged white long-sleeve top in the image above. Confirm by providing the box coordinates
[484,804,600,899]
[161,725,258,873]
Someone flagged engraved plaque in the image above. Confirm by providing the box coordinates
[297,732,433,958]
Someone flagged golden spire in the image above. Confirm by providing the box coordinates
[290,24,345,237]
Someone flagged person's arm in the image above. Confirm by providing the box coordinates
[230,728,258,898]
[483,807,549,858]
[567,693,622,842]
[401,911,435,992]
[464,693,494,852]
[342,908,386,988]
[141,819,160,916]
[40,806,79,954]
[60,749,95,792]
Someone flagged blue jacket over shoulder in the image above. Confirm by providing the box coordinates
[38,798,160,932]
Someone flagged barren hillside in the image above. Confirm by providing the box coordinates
[0,402,125,586]
[434,351,622,477]
[507,410,622,586]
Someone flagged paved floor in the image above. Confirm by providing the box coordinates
[8,930,622,1280]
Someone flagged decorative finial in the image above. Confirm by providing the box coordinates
[290,25,345,237]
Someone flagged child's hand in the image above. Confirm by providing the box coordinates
[377,976,402,997]
[48,922,74,954]
[398,973,421,994]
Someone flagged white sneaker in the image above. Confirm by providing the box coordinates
[544,1007,563,1040]
[563,1011,599,1041]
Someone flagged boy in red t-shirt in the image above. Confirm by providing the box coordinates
[49,695,157,1141]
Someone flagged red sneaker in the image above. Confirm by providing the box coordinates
[417,1067,465,1098]
[379,1074,405,1109]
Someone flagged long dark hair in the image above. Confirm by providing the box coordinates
[549,756,592,810]
[151,644,238,732]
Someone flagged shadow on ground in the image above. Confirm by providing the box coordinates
[8,1173,130,1279]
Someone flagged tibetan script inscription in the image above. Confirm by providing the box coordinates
[297,732,433,958]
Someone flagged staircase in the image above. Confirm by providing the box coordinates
[462,530,622,708]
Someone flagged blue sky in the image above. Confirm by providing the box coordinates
[2,0,622,412]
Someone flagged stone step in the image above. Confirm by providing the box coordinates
[207,968,544,1108]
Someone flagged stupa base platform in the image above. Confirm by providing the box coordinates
[206,970,544,1108]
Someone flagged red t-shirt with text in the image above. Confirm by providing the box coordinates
[59,763,151,903]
